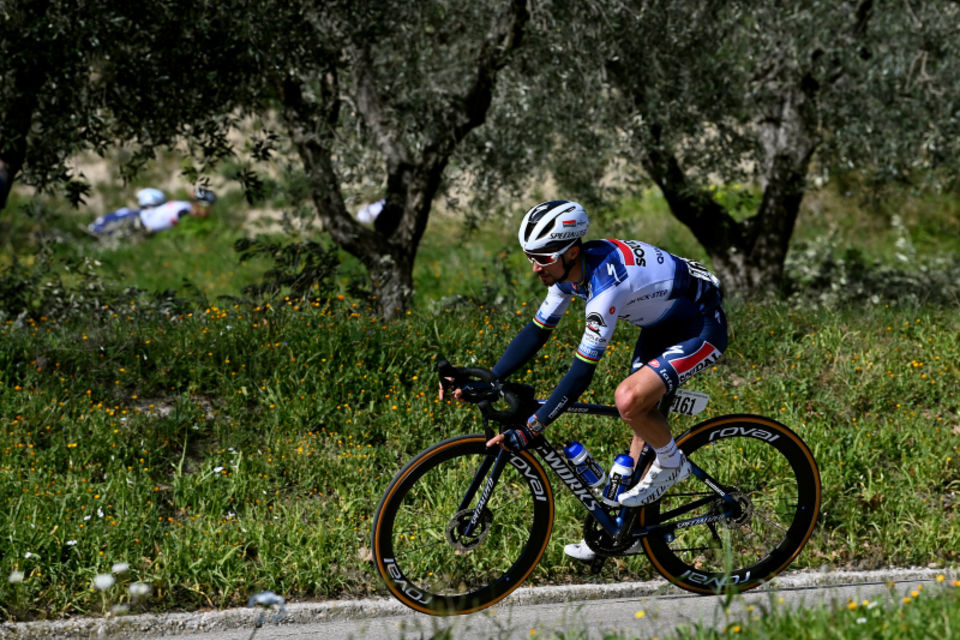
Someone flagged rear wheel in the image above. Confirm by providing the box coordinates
[371,435,554,615]
[640,414,820,594]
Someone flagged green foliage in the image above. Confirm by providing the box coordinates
[0,185,959,622]
[233,237,341,301]
[0,283,958,620]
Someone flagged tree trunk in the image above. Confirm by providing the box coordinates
[275,1,529,319]
[642,82,818,300]
[0,0,51,212]
[365,250,415,320]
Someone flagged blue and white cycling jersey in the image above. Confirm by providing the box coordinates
[492,238,725,426]
[533,239,721,365]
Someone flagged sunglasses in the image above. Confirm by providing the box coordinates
[525,251,562,266]
[524,240,576,266]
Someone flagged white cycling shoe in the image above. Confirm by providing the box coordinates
[563,538,643,562]
[617,455,691,507]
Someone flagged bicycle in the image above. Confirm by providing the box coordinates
[370,359,821,616]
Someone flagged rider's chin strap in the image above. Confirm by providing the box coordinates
[559,252,578,283]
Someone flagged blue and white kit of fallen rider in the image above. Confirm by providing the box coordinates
[492,238,727,427]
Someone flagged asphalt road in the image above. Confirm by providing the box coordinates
[2,568,952,640]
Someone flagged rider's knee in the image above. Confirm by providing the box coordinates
[615,380,659,422]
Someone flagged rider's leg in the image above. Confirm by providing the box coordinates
[616,367,675,459]
[616,352,694,507]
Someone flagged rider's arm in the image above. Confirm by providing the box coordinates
[490,320,552,379]
[531,286,618,428]
[492,286,571,379]
[531,357,597,426]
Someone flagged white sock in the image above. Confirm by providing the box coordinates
[654,439,683,468]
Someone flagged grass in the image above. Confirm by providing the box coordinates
[0,180,958,632]
[595,577,960,640]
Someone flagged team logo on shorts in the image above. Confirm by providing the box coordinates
[667,342,722,384]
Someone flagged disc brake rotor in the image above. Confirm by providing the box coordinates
[445,508,493,552]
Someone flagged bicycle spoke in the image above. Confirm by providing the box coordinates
[372,436,554,614]
[640,415,820,594]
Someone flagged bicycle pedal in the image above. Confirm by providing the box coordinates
[588,557,606,575]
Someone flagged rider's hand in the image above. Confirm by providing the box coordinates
[489,421,540,452]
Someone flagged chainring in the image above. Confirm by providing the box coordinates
[582,513,641,557]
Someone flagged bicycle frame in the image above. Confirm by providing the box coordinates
[465,397,743,550]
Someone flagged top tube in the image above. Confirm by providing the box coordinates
[553,400,620,418]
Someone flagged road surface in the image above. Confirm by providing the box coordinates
[2,568,952,640]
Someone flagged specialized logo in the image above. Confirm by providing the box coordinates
[667,342,722,384]
[537,446,600,512]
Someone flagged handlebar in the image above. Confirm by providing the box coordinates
[437,357,539,425]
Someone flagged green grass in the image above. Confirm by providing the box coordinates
[0,182,959,628]
[594,578,960,640]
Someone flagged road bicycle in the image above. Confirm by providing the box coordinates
[371,360,821,616]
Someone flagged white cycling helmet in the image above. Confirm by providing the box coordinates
[518,200,589,254]
[194,187,217,205]
[136,188,166,208]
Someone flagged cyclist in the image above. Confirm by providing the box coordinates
[481,200,727,561]
[87,187,216,238]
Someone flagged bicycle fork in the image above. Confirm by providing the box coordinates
[458,448,509,538]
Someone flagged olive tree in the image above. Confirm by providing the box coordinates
[504,0,960,297]
[0,0,122,210]
[251,1,531,318]
[0,0,258,212]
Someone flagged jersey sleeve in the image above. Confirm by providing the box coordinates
[532,285,572,330]
[532,291,617,425]
[574,287,620,365]
[491,286,571,379]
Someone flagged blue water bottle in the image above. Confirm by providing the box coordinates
[602,453,635,506]
[563,441,606,489]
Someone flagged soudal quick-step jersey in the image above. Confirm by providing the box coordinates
[492,238,723,425]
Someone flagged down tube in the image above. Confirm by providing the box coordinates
[531,439,619,535]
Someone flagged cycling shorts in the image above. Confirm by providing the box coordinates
[630,306,728,395]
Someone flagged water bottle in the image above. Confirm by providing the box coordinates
[602,453,635,506]
[563,441,606,489]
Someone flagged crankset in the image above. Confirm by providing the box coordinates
[582,512,641,558]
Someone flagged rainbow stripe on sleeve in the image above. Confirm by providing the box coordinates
[533,315,559,330]
[575,348,602,365]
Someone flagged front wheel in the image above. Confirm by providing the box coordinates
[371,435,554,615]
[640,414,821,594]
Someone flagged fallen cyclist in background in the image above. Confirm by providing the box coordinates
[87,188,216,240]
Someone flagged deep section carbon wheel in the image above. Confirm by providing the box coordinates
[639,414,821,594]
[371,435,554,615]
